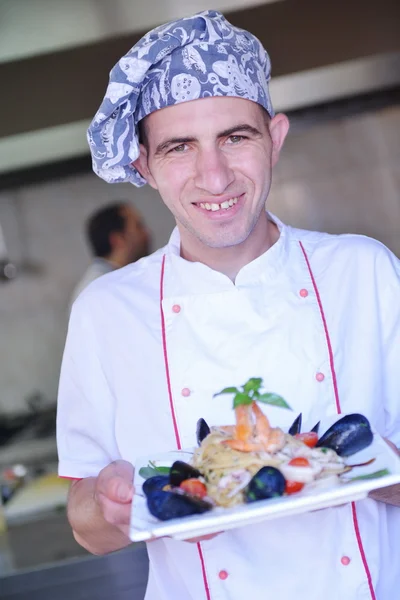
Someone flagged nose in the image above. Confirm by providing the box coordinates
[194,146,235,195]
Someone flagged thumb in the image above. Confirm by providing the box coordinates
[113,479,134,503]
[97,460,134,504]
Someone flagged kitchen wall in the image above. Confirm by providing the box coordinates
[0,178,175,415]
[270,104,400,252]
[0,103,399,414]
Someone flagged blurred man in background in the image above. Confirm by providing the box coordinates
[70,202,150,307]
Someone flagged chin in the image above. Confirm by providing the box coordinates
[200,232,250,249]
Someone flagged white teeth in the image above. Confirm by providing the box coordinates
[200,197,240,211]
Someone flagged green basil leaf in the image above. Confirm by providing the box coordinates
[139,463,171,479]
[139,466,158,479]
[233,392,254,408]
[344,468,390,482]
[243,378,263,393]
[257,393,292,410]
[149,461,170,475]
[213,386,239,397]
[153,466,171,475]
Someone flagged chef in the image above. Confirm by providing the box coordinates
[69,201,150,310]
[57,10,400,600]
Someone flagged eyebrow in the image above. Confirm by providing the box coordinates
[154,123,263,155]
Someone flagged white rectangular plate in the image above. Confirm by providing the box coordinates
[130,417,400,542]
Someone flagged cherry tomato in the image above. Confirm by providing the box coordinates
[295,432,319,448]
[285,480,305,495]
[179,478,208,498]
[288,457,311,467]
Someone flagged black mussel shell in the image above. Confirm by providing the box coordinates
[245,466,286,503]
[169,461,202,487]
[311,421,320,434]
[316,413,373,457]
[142,475,170,498]
[147,490,212,521]
[196,418,211,446]
[288,413,302,435]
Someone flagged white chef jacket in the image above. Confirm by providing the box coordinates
[57,213,400,600]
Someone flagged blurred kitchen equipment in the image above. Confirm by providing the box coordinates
[1,465,28,505]
[0,494,14,574]
[0,414,28,448]
[0,196,45,281]
[0,221,17,282]
[0,392,56,448]
[4,473,69,524]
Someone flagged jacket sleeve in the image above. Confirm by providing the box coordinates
[380,246,400,449]
[57,295,121,479]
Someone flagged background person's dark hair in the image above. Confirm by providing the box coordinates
[86,202,127,258]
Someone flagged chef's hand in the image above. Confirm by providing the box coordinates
[368,438,400,506]
[383,438,400,456]
[185,532,222,543]
[94,463,222,544]
[94,460,134,536]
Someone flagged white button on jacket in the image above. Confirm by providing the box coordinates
[58,214,400,600]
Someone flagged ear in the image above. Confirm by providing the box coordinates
[109,230,124,250]
[132,144,158,190]
[269,113,290,168]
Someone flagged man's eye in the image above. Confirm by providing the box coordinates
[228,135,245,144]
[170,144,187,153]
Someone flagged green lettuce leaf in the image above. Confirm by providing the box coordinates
[344,468,390,482]
[139,462,171,479]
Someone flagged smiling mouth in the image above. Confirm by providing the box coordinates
[197,197,240,212]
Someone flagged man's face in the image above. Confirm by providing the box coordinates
[135,96,288,250]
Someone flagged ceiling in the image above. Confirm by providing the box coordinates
[0,0,278,64]
[1,0,399,174]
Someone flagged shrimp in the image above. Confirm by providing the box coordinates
[222,402,285,453]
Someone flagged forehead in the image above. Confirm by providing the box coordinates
[144,96,265,141]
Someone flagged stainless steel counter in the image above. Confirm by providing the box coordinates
[0,511,149,600]
[0,546,149,600]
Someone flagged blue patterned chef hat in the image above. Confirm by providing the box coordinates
[87,10,274,187]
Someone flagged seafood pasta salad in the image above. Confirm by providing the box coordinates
[140,378,376,521]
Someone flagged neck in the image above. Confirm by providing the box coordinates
[179,213,279,281]
[102,254,123,268]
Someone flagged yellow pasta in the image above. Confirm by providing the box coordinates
[192,429,289,507]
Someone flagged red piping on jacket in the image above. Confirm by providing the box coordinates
[160,254,212,600]
[160,254,182,450]
[299,241,376,600]
[299,241,341,414]
[351,504,376,599]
